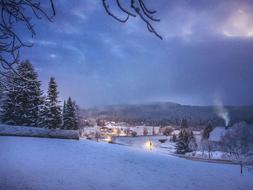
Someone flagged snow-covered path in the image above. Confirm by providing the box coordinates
[0,136,252,190]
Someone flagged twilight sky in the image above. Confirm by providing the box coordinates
[20,0,253,107]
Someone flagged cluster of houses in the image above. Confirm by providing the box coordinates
[80,123,164,139]
[80,120,181,137]
[80,120,250,148]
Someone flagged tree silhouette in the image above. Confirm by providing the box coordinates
[102,0,162,39]
[0,0,55,76]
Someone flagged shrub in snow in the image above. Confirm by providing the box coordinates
[158,139,167,143]
[172,134,177,142]
[163,127,173,136]
[123,128,131,136]
[131,131,137,137]
[143,127,148,136]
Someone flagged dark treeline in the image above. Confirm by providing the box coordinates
[81,103,253,128]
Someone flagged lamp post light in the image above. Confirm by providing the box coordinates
[145,138,153,151]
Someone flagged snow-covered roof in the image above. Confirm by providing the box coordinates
[208,126,227,142]
[209,122,249,142]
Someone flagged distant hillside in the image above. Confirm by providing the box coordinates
[81,102,253,127]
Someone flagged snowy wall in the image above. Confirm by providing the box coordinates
[0,124,79,140]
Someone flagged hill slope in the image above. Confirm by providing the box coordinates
[81,102,253,126]
[0,136,252,190]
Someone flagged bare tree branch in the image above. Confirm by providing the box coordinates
[0,0,162,83]
[0,0,55,73]
[102,0,162,39]
[102,0,129,23]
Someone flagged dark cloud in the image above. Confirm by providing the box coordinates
[20,0,253,107]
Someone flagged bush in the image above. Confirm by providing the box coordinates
[172,134,177,142]
[143,128,148,136]
[163,127,173,136]
[131,131,137,137]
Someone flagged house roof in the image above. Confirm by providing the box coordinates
[208,122,248,142]
[209,126,227,142]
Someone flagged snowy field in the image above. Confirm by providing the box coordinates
[113,136,176,154]
[0,136,253,190]
[113,136,247,161]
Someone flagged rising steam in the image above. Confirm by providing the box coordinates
[214,98,230,126]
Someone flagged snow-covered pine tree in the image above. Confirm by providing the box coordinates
[63,97,74,130]
[176,119,197,154]
[37,95,48,128]
[62,97,79,130]
[0,75,5,106]
[72,100,81,130]
[1,60,43,126]
[176,129,190,154]
[0,72,16,124]
[43,77,62,129]
[63,100,67,116]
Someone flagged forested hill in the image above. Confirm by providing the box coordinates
[81,102,253,127]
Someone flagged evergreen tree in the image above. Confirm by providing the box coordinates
[176,129,190,154]
[0,75,5,105]
[176,127,197,154]
[1,60,43,126]
[72,100,80,130]
[1,71,15,124]
[62,97,79,130]
[63,97,75,130]
[42,77,62,129]
[37,95,47,127]
[63,100,67,118]
[181,119,188,128]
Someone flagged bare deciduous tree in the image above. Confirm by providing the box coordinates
[0,0,55,76]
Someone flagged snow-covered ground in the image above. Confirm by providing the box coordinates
[113,136,176,154]
[0,124,79,139]
[0,136,253,190]
[114,136,252,163]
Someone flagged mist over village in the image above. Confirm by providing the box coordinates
[0,1,253,190]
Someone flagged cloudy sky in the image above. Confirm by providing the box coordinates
[20,0,253,107]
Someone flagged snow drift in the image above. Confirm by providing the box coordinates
[0,124,79,139]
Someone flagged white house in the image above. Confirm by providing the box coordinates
[209,126,227,143]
